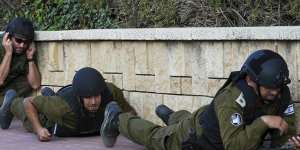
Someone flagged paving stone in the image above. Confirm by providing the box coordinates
[223,41,249,77]
[103,73,113,83]
[48,42,64,72]
[44,72,65,86]
[163,95,193,112]
[192,96,213,112]
[248,41,276,52]
[170,77,181,94]
[207,79,226,97]
[64,41,91,84]
[37,42,50,84]
[168,42,192,77]
[191,42,208,95]
[181,77,192,95]
[206,42,224,78]
[295,103,300,133]
[0,120,144,150]
[121,42,136,91]
[112,74,123,89]
[129,92,144,117]
[37,42,65,86]
[277,41,299,101]
[142,93,164,125]
[297,42,300,82]
[223,42,234,78]
[122,91,130,102]
[90,41,114,73]
[148,42,171,93]
[297,82,300,102]
[135,75,155,92]
[134,42,149,75]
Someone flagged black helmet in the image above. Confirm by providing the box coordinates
[241,49,290,88]
[5,17,35,41]
[72,67,106,97]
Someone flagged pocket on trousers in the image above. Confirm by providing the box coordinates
[151,126,177,150]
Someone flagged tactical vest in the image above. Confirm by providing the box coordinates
[53,84,113,137]
[197,71,290,150]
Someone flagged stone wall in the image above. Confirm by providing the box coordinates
[29,27,300,126]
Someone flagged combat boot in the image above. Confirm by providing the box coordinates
[101,101,121,147]
[41,87,56,96]
[155,104,174,125]
[0,89,17,129]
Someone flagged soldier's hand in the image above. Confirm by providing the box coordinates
[2,32,13,54]
[288,135,300,148]
[26,42,36,60]
[37,127,52,142]
[261,115,288,135]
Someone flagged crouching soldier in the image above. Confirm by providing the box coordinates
[0,67,136,141]
[0,17,41,105]
[100,50,300,150]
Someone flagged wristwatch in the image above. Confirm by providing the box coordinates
[27,58,34,62]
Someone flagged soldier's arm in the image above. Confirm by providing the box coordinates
[107,83,137,115]
[215,91,269,150]
[26,43,41,89]
[270,103,297,147]
[26,60,41,89]
[218,97,290,149]
[23,97,51,141]
[23,95,72,141]
[218,107,269,150]
[0,33,13,86]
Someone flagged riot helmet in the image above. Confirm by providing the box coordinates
[241,49,290,89]
[72,67,106,97]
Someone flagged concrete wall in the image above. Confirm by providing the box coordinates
[31,27,300,126]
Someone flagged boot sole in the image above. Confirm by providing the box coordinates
[100,102,120,147]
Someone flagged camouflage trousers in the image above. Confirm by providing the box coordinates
[10,96,55,133]
[119,108,205,150]
[0,75,32,105]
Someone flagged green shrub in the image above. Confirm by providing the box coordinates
[1,0,299,29]
[1,0,118,30]
[118,0,177,27]
[190,0,300,26]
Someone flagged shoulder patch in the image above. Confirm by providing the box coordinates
[235,93,246,108]
[231,113,243,127]
[284,104,295,116]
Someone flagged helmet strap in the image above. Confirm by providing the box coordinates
[79,97,87,114]
[257,84,269,104]
[257,84,277,104]
[257,84,262,98]
[79,96,97,116]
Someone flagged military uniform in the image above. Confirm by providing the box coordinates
[0,33,36,104]
[10,82,135,137]
[118,72,295,150]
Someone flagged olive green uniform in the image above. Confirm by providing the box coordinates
[0,34,35,105]
[10,82,135,134]
[119,82,295,150]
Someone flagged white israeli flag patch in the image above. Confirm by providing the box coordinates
[284,104,295,116]
[231,113,243,126]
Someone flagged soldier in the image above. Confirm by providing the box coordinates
[0,67,136,141]
[0,17,41,105]
[101,49,300,149]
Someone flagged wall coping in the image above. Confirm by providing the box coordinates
[2,27,300,41]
